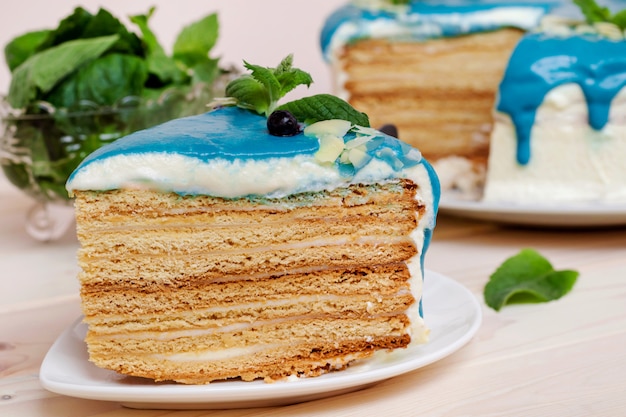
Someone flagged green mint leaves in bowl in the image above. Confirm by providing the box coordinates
[1,6,233,204]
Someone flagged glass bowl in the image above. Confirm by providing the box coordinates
[0,81,228,241]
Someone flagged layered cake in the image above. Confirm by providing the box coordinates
[483,18,626,204]
[66,59,440,383]
[321,0,563,195]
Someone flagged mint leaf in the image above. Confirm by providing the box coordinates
[173,12,220,86]
[225,75,271,114]
[8,34,119,108]
[225,54,313,116]
[38,7,143,57]
[274,54,294,74]
[190,57,220,85]
[129,8,161,53]
[574,0,612,23]
[81,8,143,56]
[612,10,626,29]
[277,94,370,126]
[243,60,282,113]
[4,30,50,71]
[573,0,626,29]
[173,13,219,68]
[130,9,187,86]
[484,249,578,311]
[274,54,313,97]
[46,53,148,108]
[36,7,93,50]
[276,68,312,98]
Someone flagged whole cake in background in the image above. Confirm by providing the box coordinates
[66,56,440,384]
[322,0,626,205]
[321,0,565,197]
[484,8,626,204]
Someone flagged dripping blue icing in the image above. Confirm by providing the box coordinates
[496,33,626,165]
[320,0,560,61]
[415,154,440,319]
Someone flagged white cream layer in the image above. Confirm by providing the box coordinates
[67,153,429,200]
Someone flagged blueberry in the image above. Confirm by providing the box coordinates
[378,124,399,138]
[267,110,301,137]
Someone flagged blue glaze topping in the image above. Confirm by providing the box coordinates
[320,0,560,61]
[68,106,440,196]
[496,33,626,164]
[71,106,319,174]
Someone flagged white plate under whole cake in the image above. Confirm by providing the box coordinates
[39,270,481,410]
[439,194,626,228]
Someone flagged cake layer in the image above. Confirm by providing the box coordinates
[89,330,411,383]
[81,263,411,316]
[74,179,428,383]
[73,181,420,222]
[75,198,418,257]
[84,292,415,335]
[335,29,524,162]
[78,239,416,281]
[86,316,410,354]
[75,181,421,283]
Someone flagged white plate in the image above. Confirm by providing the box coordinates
[439,196,626,227]
[40,270,481,410]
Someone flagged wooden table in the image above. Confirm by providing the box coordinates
[1,176,625,417]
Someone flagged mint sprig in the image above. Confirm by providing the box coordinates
[574,0,626,30]
[225,54,312,116]
[224,55,370,127]
[484,249,578,311]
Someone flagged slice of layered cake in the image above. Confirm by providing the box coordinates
[483,16,626,204]
[66,56,440,383]
[321,0,562,196]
